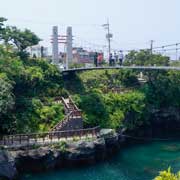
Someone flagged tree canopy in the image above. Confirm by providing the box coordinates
[0,17,40,59]
[124,50,170,66]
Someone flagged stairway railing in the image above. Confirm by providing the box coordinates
[61,97,70,112]
[69,96,80,111]
[51,110,82,132]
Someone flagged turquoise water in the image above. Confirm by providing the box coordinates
[22,141,180,180]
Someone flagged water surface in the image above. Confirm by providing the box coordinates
[22,141,180,180]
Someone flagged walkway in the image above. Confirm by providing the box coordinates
[0,96,89,148]
[0,127,100,148]
[51,96,83,132]
[62,66,180,73]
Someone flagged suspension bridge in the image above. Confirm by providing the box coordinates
[62,66,180,73]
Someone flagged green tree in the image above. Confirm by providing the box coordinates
[0,18,40,59]
[0,74,14,133]
[104,91,146,130]
[124,50,169,66]
[0,17,7,39]
[74,90,109,127]
[0,74,14,115]
[144,70,180,108]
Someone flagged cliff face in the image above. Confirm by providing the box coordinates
[0,129,125,180]
[0,150,18,180]
[126,107,180,138]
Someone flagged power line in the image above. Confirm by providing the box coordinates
[153,43,180,50]
[8,18,101,27]
[154,48,180,53]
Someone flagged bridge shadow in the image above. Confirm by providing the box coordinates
[62,71,86,95]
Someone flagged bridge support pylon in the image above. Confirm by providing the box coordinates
[66,26,73,70]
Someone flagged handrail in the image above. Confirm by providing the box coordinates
[51,111,72,132]
[51,113,70,132]
[50,110,82,132]
[61,97,69,110]
[69,96,79,111]
[0,126,100,146]
[62,66,180,73]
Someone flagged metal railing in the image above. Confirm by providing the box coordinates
[0,126,100,147]
[62,66,180,73]
[51,110,82,132]
[61,97,70,111]
[69,96,80,111]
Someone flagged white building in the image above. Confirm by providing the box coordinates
[27,45,48,58]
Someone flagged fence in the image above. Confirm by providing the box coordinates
[0,126,100,147]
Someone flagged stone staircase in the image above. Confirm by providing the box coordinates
[51,96,83,132]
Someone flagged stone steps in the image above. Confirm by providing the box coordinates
[51,97,83,132]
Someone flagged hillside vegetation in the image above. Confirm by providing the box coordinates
[0,17,180,136]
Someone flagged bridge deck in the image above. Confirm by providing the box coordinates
[0,127,100,148]
[62,66,180,73]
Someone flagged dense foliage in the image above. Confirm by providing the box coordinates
[0,74,14,116]
[144,70,180,109]
[0,49,65,134]
[124,50,170,66]
[64,69,140,95]
[74,90,146,130]
[0,17,40,59]
[69,70,146,130]
[0,18,65,134]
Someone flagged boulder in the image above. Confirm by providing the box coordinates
[65,141,96,166]
[94,138,106,161]
[67,140,95,150]
[14,147,56,173]
[100,129,115,138]
[118,133,126,144]
[0,150,18,180]
[104,134,119,148]
[94,138,106,151]
[53,150,65,168]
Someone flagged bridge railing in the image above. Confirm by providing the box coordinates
[0,126,100,147]
[62,66,180,72]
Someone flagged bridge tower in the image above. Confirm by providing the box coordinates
[66,26,73,70]
[52,26,59,65]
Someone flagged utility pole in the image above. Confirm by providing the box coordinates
[40,46,44,58]
[102,19,113,60]
[107,19,111,59]
[150,40,154,54]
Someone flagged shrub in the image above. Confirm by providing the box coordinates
[154,168,180,180]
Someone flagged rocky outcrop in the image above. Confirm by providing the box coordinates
[0,150,18,180]
[0,129,124,179]
[94,138,106,161]
[14,147,57,173]
[127,107,180,138]
[64,141,96,166]
[100,129,120,155]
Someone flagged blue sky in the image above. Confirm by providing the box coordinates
[0,0,180,53]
